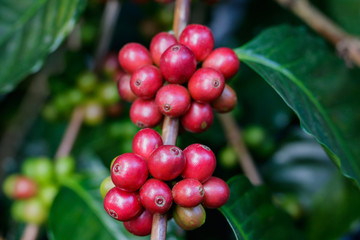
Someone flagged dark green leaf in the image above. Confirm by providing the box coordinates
[220,175,303,240]
[0,0,86,93]
[236,25,360,187]
[306,173,360,240]
[327,0,360,35]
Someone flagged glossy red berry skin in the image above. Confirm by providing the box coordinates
[182,144,216,183]
[118,43,152,73]
[202,177,230,208]
[130,99,163,128]
[211,84,237,113]
[123,210,153,236]
[159,44,197,84]
[140,179,173,214]
[202,47,240,80]
[150,32,177,66]
[130,65,163,99]
[172,179,204,207]
[188,68,225,103]
[132,128,163,161]
[111,153,148,192]
[148,145,185,181]
[179,24,214,62]
[117,74,137,102]
[181,102,213,133]
[155,84,191,117]
[104,187,143,221]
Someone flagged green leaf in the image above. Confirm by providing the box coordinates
[236,25,360,187]
[0,0,86,93]
[327,0,360,35]
[306,173,360,240]
[220,175,303,240]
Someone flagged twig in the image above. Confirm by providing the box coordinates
[94,0,121,72]
[275,0,360,67]
[173,0,191,38]
[20,224,39,240]
[151,0,190,238]
[217,113,263,186]
[54,107,85,158]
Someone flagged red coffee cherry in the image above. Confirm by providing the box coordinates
[104,187,143,221]
[188,68,225,103]
[159,44,197,84]
[179,24,214,62]
[202,177,230,208]
[181,102,213,133]
[150,32,177,66]
[148,145,185,181]
[140,179,173,214]
[3,175,38,200]
[130,99,163,128]
[211,84,237,113]
[172,179,204,207]
[132,128,163,161]
[202,47,240,80]
[118,43,152,73]
[111,153,148,192]
[155,84,191,117]
[123,210,153,236]
[117,74,137,102]
[182,144,216,182]
[130,65,163,99]
[173,204,206,231]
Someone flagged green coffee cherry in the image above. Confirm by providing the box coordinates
[54,94,72,114]
[38,184,59,207]
[219,146,237,169]
[55,156,76,180]
[11,201,26,222]
[21,157,54,184]
[173,204,206,230]
[42,103,59,121]
[22,198,48,224]
[97,82,120,106]
[77,71,98,93]
[66,89,85,106]
[83,100,105,126]
[100,176,115,199]
[243,125,266,149]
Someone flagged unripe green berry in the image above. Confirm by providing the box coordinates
[219,146,237,169]
[21,157,54,184]
[77,71,98,93]
[100,176,115,199]
[55,156,76,181]
[22,198,48,224]
[96,82,120,106]
[38,184,59,207]
[243,125,266,149]
[42,103,59,122]
[83,100,105,126]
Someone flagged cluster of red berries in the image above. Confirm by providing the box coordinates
[116,24,239,133]
[101,128,230,236]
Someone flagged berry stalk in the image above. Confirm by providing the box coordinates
[217,113,263,185]
[150,0,190,239]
